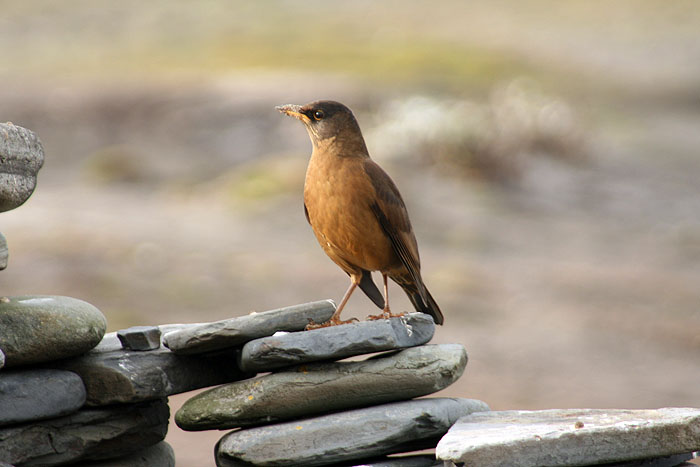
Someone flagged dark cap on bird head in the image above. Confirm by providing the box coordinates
[276,100,366,150]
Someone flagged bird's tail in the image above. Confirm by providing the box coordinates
[396,276,444,325]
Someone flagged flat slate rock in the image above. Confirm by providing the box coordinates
[177,343,467,430]
[215,397,489,467]
[0,295,106,368]
[0,398,169,466]
[52,326,252,406]
[0,349,4,370]
[163,300,337,354]
[72,441,175,467]
[436,408,700,467]
[0,232,7,270]
[238,312,435,373]
[0,368,86,426]
[0,123,44,213]
[117,326,161,351]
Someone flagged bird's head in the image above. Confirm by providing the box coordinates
[276,100,368,154]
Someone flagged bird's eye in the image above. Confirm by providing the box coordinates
[313,110,325,121]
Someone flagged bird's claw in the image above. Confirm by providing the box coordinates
[366,309,406,321]
[305,316,358,330]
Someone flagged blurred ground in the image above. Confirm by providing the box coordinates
[2,1,700,465]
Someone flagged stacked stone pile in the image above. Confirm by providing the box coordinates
[0,296,339,465]
[0,298,246,466]
[165,306,487,466]
[0,123,180,466]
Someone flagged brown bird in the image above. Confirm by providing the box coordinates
[277,100,443,327]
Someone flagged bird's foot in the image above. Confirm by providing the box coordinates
[366,309,406,321]
[305,316,359,330]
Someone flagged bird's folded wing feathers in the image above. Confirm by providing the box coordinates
[363,160,427,301]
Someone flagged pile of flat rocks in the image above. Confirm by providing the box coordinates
[165,303,486,466]
[0,124,180,466]
[161,304,700,467]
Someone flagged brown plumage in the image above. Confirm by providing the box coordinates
[276,100,444,327]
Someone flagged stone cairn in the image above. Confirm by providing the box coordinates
[0,123,169,466]
[2,123,699,467]
[167,305,482,467]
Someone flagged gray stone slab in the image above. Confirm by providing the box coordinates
[72,441,175,467]
[239,312,435,373]
[117,326,161,351]
[0,232,7,270]
[0,123,44,213]
[435,408,700,467]
[94,324,200,353]
[177,344,467,431]
[0,368,86,426]
[0,398,169,466]
[0,295,107,368]
[52,328,252,406]
[0,349,4,370]
[215,397,489,467]
[163,300,337,354]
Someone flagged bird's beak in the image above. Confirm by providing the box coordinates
[276,104,310,123]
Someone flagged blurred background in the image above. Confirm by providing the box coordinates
[2,1,700,464]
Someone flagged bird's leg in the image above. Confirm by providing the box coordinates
[366,273,405,321]
[306,280,359,330]
[383,272,390,314]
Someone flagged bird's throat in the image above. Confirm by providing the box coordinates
[310,134,370,160]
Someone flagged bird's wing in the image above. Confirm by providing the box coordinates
[363,159,426,300]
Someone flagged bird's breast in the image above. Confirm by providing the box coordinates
[303,154,398,272]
